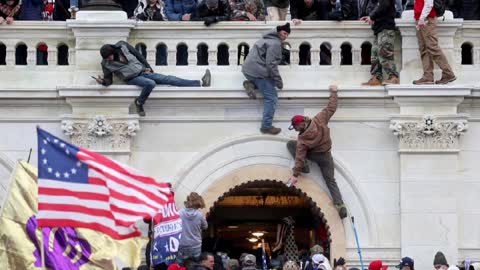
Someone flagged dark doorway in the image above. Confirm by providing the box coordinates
[204,180,331,265]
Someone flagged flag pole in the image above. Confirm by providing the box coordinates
[351,216,365,270]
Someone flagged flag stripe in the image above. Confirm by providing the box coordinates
[39,202,150,227]
[39,187,110,201]
[39,178,109,194]
[87,166,167,206]
[38,219,141,240]
[39,194,110,210]
[38,210,137,235]
[88,172,164,211]
[79,149,171,191]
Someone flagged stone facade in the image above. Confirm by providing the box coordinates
[0,11,479,270]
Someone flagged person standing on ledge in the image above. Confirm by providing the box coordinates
[286,85,347,219]
[95,41,211,117]
[241,23,290,135]
[412,0,456,84]
[360,0,400,86]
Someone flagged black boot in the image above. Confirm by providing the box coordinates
[135,99,146,117]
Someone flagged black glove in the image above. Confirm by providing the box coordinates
[204,17,218,26]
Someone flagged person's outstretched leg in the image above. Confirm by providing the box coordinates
[127,75,156,116]
[256,79,281,135]
[312,151,347,219]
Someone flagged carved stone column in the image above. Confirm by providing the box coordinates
[61,115,139,153]
[390,115,468,152]
[387,85,472,270]
[58,86,141,161]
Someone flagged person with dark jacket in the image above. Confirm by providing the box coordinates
[118,0,139,18]
[286,85,348,219]
[134,0,167,21]
[290,0,332,23]
[165,0,196,20]
[176,193,208,266]
[463,0,480,19]
[242,23,290,135]
[95,41,211,116]
[19,0,43,20]
[0,0,21,24]
[328,0,358,20]
[360,0,400,85]
[193,0,230,26]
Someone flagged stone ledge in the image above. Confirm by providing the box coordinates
[386,84,473,96]
[57,85,390,99]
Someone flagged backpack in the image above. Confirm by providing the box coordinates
[433,0,446,17]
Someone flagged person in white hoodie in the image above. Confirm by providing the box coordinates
[177,192,208,266]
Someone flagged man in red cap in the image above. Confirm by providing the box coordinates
[286,84,347,219]
[369,260,388,270]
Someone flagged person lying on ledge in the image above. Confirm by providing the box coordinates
[95,41,211,117]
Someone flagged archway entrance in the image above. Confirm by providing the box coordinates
[203,180,331,263]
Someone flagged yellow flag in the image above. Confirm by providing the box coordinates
[0,160,148,270]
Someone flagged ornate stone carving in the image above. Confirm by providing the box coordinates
[390,115,468,152]
[61,115,139,152]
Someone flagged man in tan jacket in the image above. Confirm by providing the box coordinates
[286,85,347,219]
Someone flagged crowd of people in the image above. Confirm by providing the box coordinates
[1,0,479,25]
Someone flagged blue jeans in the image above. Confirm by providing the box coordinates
[244,74,278,129]
[176,246,201,266]
[128,73,200,105]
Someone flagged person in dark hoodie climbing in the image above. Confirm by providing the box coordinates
[286,85,348,219]
[176,192,208,266]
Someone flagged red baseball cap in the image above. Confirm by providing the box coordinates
[369,260,388,270]
[288,115,305,130]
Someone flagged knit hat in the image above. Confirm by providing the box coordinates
[276,22,291,34]
[100,44,115,59]
[434,252,448,266]
[398,257,414,269]
[206,0,218,9]
[369,260,388,270]
[288,115,305,130]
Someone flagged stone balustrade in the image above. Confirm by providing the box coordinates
[0,11,478,89]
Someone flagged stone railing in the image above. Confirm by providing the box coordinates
[0,11,478,89]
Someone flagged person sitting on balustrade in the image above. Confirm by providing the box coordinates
[192,0,231,26]
[134,0,167,21]
[230,0,265,21]
[0,0,21,24]
[165,0,197,20]
[290,0,333,24]
[94,41,211,117]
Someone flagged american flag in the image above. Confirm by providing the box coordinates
[36,127,172,239]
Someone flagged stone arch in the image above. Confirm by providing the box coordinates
[173,135,378,259]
